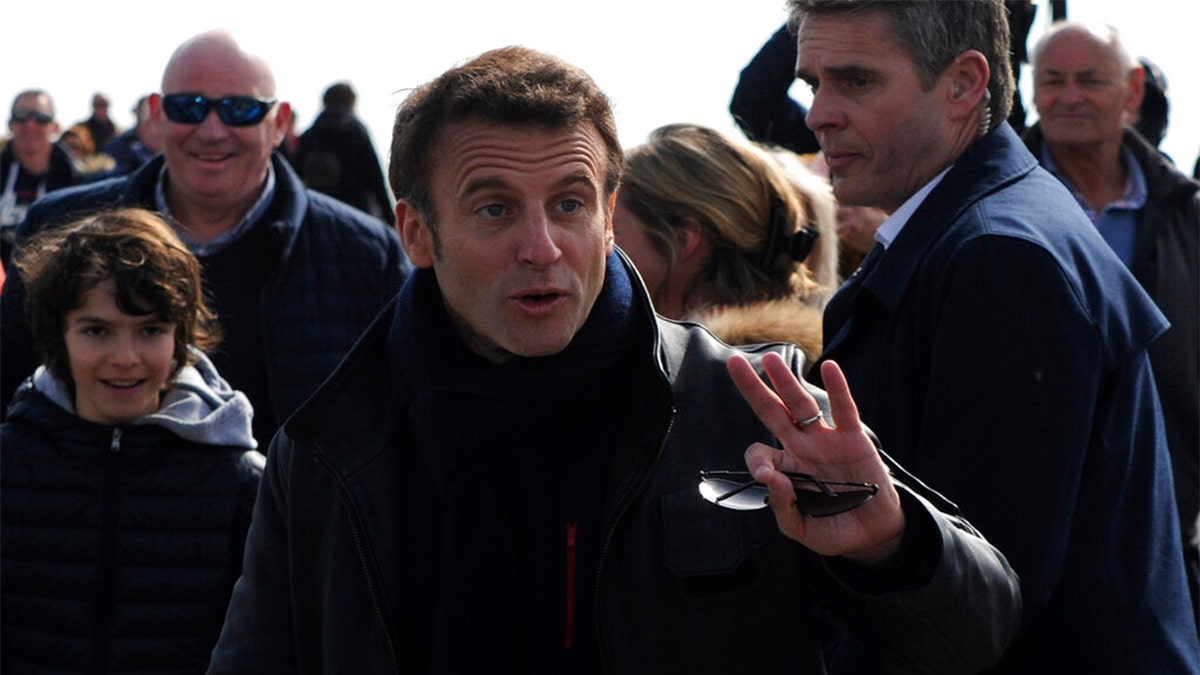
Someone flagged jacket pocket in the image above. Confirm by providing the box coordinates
[661,489,769,604]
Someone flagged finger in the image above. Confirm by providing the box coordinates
[760,352,823,429]
[818,360,862,432]
[727,353,811,439]
[744,442,806,530]
[744,441,784,479]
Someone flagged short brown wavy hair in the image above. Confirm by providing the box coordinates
[388,45,623,240]
[15,207,221,385]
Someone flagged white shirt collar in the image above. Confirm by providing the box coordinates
[874,165,953,249]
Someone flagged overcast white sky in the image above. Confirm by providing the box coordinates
[5,0,1196,172]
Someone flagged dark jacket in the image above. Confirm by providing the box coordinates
[815,123,1199,673]
[1023,124,1199,551]
[0,141,81,269]
[295,107,395,226]
[207,255,1022,674]
[0,153,411,436]
[1,352,264,673]
[729,24,821,156]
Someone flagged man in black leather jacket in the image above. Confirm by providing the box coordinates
[207,45,1021,674]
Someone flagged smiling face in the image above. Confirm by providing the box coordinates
[399,118,614,363]
[796,11,959,213]
[153,31,288,217]
[1032,25,1141,151]
[64,279,177,425]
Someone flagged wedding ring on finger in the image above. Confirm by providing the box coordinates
[794,413,823,431]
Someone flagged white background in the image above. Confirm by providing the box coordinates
[4,0,1196,176]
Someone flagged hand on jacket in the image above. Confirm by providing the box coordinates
[727,354,905,565]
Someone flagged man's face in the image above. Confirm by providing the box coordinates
[7,93,58,158]
[399,118,615,363]
[153,49,288,212]
[92,95,110,121]
[1033,28,1140,150]
[797,11,955,213]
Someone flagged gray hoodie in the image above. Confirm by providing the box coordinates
[31,346,257,449]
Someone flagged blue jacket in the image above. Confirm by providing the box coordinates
[814,124,1199,673]
[0,153,411,440]
[1,351,264,673]
[1023,124,1199,551]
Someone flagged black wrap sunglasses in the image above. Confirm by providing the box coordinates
[161,93,276,127]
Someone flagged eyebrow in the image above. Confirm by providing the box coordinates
[68,313,165,326]
[461,170,599,198]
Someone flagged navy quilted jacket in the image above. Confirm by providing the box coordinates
[0,153,411,437]
[1,354,265,673]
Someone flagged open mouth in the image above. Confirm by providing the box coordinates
[103,379,145,390]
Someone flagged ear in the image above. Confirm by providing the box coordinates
[1125,64,1147,120]
[396,201,435,268]
[270,102,292,145]
[675,216,710,263]
[604,192,617,255]
[148,93,163,119]
[945,50,991,117]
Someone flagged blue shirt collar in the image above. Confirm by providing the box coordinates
[154,162,277,257]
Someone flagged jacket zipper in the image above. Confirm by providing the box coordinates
[564,521,578,649]
[95,427,123,670]
[595,410,674,673]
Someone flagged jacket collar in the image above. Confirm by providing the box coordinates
[286,249,673,478]
[125,152,310,262]
[862,123,1038,313]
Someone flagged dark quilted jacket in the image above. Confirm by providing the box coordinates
[1,367,264,673]
[0,153,411,433]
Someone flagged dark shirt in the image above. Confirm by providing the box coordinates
[201,220,280,446]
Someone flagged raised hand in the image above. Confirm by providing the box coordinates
[726,353,905,564]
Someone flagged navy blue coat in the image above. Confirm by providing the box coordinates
[813,124,1199,673]
[0,154,410,441]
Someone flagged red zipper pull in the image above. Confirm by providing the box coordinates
[564,521,578,649]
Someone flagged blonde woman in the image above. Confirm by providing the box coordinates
[613,123,838,365]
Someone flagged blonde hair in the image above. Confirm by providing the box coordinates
[618,123,837,315]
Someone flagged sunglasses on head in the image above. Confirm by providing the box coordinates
[698,470,879,517]
[161,93,276,127]
[10,110,54,125]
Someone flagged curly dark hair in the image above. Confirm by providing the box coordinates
[15,207,221,385]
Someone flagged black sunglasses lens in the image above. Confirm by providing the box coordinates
[792,484,878,517]
[218,97,271,126]
[162,94,209,124]
[162,95,271,126]
[698,476,769,511]
[12,111,53,124]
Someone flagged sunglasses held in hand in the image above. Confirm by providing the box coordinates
[698,470,879,517]
[161,93,276,127]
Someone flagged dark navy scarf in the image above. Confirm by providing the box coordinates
[386,252,636,672]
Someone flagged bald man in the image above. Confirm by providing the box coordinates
[0,30,412,445]
[1023,20,1200,629]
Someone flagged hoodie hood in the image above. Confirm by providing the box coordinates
[31,347,257,449]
